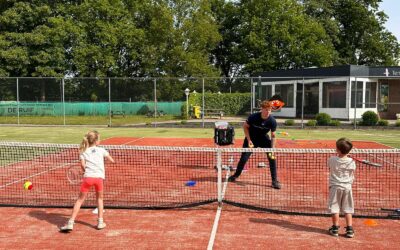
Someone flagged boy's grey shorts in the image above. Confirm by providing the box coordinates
[328,186,354,214]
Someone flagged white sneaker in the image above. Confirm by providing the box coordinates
[257,162,266,168]
[60,220,74,232]
[92,208,106,214]
[97,221,106,230]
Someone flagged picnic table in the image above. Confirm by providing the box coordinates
[147,110,165,117]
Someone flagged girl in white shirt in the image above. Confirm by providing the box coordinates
[60,130,114,232]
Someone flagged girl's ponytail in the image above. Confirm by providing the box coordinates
[79,135,89,154]
[79,131,99,153]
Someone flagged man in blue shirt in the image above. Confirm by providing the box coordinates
[228,100,281,189]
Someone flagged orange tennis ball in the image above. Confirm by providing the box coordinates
[24,181,33,190]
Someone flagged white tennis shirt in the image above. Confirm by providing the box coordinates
[328,156,356,190]
[80,146,109,179]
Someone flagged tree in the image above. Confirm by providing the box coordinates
[0,1,67,77]
[210,0,336,77]
[210,0,245,78]
[238,0,336,74]
[302,0,400,65]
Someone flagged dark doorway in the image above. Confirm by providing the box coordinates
[296,82,319,118]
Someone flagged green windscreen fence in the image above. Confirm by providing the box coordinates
[0,102,183,116]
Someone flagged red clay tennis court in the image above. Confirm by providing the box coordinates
[0,137,399,249]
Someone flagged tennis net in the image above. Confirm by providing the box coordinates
[0,142,399,218]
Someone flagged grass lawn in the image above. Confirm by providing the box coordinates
[0,126,399,148]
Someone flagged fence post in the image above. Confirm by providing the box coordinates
[108,78,111,127]
[202,77,205,128]
[301,77,305,129]
[62,78,66,126]
[154,78,157,128]
[250,78,253,114]
[16,78,19,125]
[353,77,357,129]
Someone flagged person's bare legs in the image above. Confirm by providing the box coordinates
[96,191,104,220]
[332,213,339,226]
[60,192,87,231]
[71,192,88,220]
[345,213,352,227]
[328,213,340,236]
[344,213,354,237]
[96,191,106,229]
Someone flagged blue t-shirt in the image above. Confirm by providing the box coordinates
[246,112,277,143]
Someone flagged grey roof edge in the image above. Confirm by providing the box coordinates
[253,65,400,79]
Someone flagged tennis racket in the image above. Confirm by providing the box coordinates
[381,208,400,213]
[350,156,382,167]
[67,163,84,185]
[381,208,400,217]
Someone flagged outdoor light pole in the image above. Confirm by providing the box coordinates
[184,88,190,118]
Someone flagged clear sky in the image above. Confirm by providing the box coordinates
[379,0,400,41]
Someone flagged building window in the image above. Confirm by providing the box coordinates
[256,85,272,104]
[378,81,389,112]
[351,81,363,108]
[275,84,294,107]
[323,81,346,108]
[365,82,377,108]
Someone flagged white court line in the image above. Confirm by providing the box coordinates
[0,161,77,189]
[101,136,145,146]
[207,170,230,250]
[1,158,65,170]
[121,137,145,145]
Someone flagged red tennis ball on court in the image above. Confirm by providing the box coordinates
[23,181,33,190]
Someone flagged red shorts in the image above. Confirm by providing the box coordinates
[80,177,104,192]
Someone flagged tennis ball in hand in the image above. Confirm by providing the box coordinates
[24,181,33,190]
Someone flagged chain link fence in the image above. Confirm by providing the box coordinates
[0,76,399,127]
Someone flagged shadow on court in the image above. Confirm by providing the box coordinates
[28,210,94,230]
[191,176,218,182]
[249,217,327,235]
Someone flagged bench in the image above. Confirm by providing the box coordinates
[202,109,224,119]
[110,111,125,118]
[147,110,165,117]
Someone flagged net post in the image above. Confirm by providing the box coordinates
[217,149,222,205]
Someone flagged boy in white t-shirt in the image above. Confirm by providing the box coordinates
[60,130,114,232]
[327,137,356,238]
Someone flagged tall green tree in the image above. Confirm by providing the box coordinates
[302,0,400,65]
[149,0,221,78]
[212,0,336,76]
[210,0,245,78]
[240,0,336,73]
[0,1,67,77]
